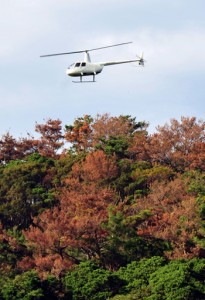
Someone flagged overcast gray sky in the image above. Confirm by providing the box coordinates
[1,0,205,137]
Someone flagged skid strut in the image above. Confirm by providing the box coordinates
[72,73,96,83]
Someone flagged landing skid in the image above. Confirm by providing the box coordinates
[72,74,96,83]
[72,80,96,83]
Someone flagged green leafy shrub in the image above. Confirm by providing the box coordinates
[64,261,125,300]
[1,271,44,300]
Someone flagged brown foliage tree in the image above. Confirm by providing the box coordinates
[92,113,148,146]
[0,133,37,164]
[92,114,133,142]
[35,118,64,158]
[0,133,19,163]
[64,115,93,152]
[128,131,150,161]
[72,150,118,183]
[21,181,117,277]
[137,177,202,258]
[188,142,205,171]
[149,117,205,171]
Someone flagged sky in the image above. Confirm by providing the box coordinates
[1,0,205,138]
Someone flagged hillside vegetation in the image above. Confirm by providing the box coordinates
[0,114,205,299]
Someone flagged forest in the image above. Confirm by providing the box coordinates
[0,113,205,299]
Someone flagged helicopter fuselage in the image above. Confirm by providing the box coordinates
[66,62,103,77]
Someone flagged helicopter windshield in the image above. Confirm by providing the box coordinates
[68,63,75,69]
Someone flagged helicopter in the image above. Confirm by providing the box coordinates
[40,42,145,83]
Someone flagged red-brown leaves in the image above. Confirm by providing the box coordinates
[137,178,201,259]
[149,117,205,171]
[35,118,64,158]
[21,181,117,277]
[74,150,118,182]
[92,113,133,143]
[0,133,19,163]
[128,131,150,161]
[64,115,93,152]
[0,133,35,163]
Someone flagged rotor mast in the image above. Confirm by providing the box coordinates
[84,51,91,62]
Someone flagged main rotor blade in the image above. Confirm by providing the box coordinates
[40,50,85,58]
[40,42,133,58]
[88,41,133,52]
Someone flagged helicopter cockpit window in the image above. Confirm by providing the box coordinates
[81,62,86,67]
[75,62,81,67]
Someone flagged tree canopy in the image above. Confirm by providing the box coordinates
[0,113,205,299]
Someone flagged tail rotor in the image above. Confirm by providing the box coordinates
[137,52,146,66]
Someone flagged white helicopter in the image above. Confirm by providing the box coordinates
[40,42,145,83]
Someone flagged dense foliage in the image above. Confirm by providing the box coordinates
[0,114,205,299]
